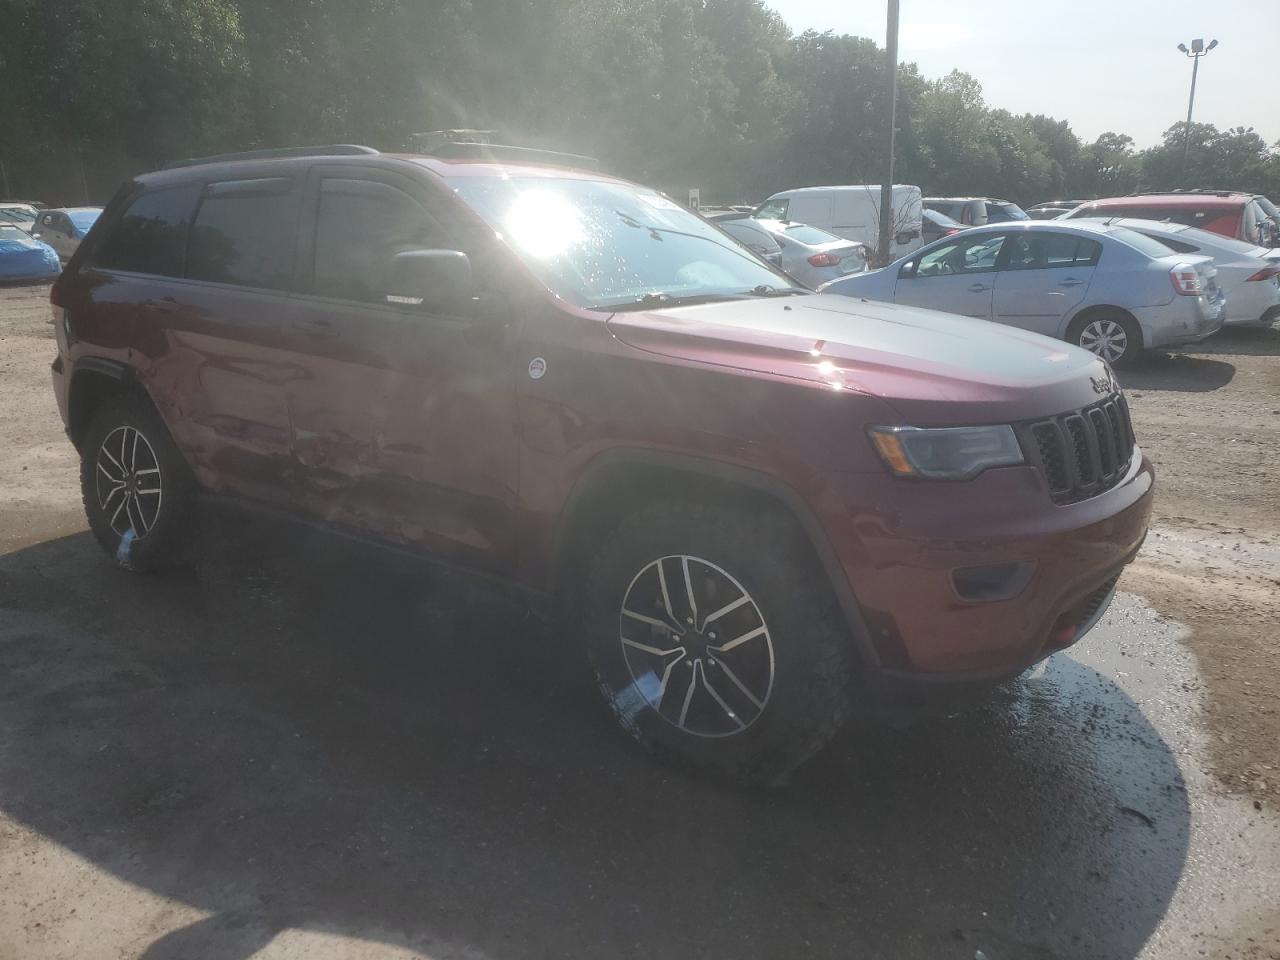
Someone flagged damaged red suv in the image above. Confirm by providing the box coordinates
[49,144,1153,781]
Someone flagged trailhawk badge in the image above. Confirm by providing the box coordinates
[528,357,548,380]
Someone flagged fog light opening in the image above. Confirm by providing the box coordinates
[951,561,1036,603]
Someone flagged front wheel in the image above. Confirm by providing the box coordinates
[581,500,857,784]
[1069,312,1142,366]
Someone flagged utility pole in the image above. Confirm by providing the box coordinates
[1177,38,1217,186]
[876,0,900,267]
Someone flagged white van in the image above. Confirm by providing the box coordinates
[755,185,925,259]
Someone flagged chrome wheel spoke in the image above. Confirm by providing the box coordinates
[97,425,163,541]
[700,669,745,729]
[677,661,700,728]
[711,655,764,712]
[618,554,774,738]
[710,624,767,654]
[621,637,683,658]
[681,556,699,624]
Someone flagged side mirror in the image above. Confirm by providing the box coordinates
[898,259,917,278]
[386,249,472,313]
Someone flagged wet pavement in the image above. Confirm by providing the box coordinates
[1,519,1277,959]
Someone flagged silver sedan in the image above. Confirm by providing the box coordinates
[820,221,1225,365]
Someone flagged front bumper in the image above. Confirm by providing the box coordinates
[817,450,1154,695]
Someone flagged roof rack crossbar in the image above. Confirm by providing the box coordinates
[164,144,379,170]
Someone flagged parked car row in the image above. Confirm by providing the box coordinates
[0,205,102,282]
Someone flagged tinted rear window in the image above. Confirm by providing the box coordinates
[1110,227,1183,259]
[93,185,200,277]
[784,224,840,245]
[185,179,295,290]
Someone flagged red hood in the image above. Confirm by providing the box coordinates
[606,294,1118,425]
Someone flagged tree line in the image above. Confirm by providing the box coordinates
[2,0,1278,207]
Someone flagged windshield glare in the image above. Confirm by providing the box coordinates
[451,176,792,309]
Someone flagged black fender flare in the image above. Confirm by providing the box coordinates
[550,447,881,669]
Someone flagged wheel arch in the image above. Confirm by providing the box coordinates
[550,449,881,669]
[67,357,155,451]
[1064,304,1145,350]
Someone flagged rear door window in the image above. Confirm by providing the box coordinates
[1003,233,1102,269]
[311,178,453,304]
[185,178,297,290]
[93,185,200,277]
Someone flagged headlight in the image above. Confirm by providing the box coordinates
[869,424,1024,480]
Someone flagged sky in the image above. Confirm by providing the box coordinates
[766,0,1279,149]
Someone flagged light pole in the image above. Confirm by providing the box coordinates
[1177,38,1217,185]
[876,0,900,267]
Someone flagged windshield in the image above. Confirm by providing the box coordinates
[924,208,962,228]
[450,176,794,309]
[0,207,36,224]
[988,202,1029,221]
[68,210,101,231]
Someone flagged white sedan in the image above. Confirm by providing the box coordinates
[1072,217,1280,328]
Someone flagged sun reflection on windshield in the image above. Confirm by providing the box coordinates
[504,189,586,259]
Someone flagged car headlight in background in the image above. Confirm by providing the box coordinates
[869,424,1024,480]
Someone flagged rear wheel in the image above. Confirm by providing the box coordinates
[1069,311,1142,366]
[581,500,856,784]
[80,397,193,571]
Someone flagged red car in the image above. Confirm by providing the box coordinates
[1065,192,1274,246]
[48,143,1153,781]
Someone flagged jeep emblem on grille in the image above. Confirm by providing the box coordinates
[1090,374,1114,395]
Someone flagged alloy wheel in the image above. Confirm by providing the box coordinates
[618,555,775,738]
[1078,319,1129,363]
[95,425,163,538]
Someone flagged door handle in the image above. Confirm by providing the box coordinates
[1058,278,1084,287]
[967,282,989,292]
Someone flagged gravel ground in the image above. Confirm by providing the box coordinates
[1,283,1278,959]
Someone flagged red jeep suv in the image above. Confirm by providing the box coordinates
[49,144,1153,781]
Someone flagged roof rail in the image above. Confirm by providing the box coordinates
[163,144,379,170]
[407,129,599,170]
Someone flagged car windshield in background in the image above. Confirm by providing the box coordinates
[783,223,842,245]
[989,202,1029,221]
[1109,227,1187,259]
[450,176,793,310]
[68,210,100,231]
[0,207,36,224]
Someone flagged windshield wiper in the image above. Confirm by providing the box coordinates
[745,284,809,297]
[594,291,747,312]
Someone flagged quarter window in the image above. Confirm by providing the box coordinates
[93,185,200,277]
[312,178,451,304]
[186,179,296,290]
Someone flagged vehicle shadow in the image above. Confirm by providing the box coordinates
[1120,350,1236,393]
[1195,322,1280,358]
[0,523,1190,960]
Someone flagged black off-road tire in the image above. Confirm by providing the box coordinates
[80,396,194,572]
[1068,310,1143,367]
[581,500,857,785]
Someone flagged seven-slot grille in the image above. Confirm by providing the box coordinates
[1019,393,1136,504]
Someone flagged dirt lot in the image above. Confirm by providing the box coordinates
[1,282,1279,959]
